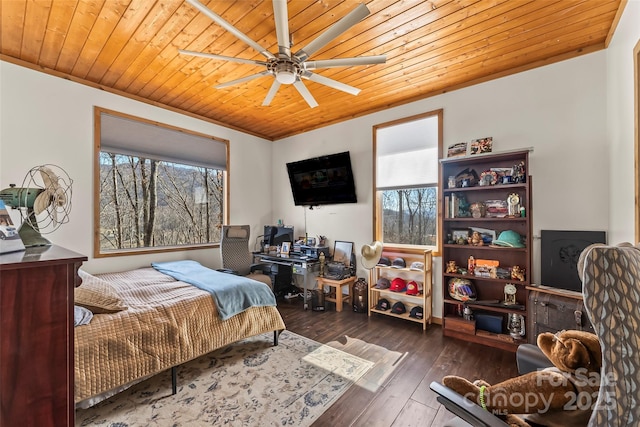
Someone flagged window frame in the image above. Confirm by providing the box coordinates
[635,38,640,244]
[93,107,229,258]
[372,109,443,256]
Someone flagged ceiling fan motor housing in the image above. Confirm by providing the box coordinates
[271,60,299,84]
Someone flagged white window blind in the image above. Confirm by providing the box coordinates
[376,115,439,189]
[99,112,227,170]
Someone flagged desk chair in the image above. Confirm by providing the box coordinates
[220,225,273,289]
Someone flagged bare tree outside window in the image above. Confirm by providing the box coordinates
[381,187,438,246]
[99,152,224,251]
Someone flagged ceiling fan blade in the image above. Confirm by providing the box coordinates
[303,54,386,70]
[262,80,281,106]
[185,0,274,60]
[179,49,268,66]
[272,0,290,56]
[293,80,318,108]
[301,72,360,96]
[294,3,370,62]
[214,71,271,89]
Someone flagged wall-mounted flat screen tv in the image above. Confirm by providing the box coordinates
[286,151,357,206]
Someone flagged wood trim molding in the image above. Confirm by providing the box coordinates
[605,0,628,48]
[635,38,640,243]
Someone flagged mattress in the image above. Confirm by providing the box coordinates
[74,267,285,405]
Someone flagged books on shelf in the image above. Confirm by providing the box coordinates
[445,193,459,218]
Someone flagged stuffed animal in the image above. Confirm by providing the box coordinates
[442,330,602,427]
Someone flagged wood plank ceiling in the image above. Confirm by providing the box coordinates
[0,0,625,141]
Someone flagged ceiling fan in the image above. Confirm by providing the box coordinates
[180,0,386,108]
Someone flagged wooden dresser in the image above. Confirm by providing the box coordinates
[0,245,87,427]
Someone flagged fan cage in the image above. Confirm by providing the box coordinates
[19,164,73,234]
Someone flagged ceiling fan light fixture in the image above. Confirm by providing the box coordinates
[276,71,296,84]
[274,61,297,84]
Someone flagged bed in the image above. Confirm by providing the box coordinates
[73,261,286,408]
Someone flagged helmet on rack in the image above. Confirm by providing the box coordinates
[448,277,477,302]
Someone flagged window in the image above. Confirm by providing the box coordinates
[373,110,443,253]
[94,108,228,257]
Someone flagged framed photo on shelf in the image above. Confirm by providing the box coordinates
[470,137,493,155]
[280,241,291,256]
[447,142,468,158]
[451,229,470,243]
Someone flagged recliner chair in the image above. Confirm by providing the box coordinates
[219,225,274,290]
[431,242,640,426]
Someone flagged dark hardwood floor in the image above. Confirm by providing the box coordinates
[277,297,519,427]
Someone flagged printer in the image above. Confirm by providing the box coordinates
[298,245,330,259]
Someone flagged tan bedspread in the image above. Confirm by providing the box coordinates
[74,267,285,404]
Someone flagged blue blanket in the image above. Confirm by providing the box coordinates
[151,260,276,320]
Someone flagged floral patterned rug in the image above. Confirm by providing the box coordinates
[75,331,374,426]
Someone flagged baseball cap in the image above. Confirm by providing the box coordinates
[409,262,424,271]
[391,258,406,269]
[409,306,423,319]
[376,298,391,311]
[491,230,525,248]
[405,280,423,296]
[391,301,406,314]
[375,277,391,289]
[389,277,407,292]
[377,256,391,267]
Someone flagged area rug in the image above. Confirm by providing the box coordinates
[75,331,373,426]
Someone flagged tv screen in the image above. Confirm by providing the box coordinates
[286,151,357,206]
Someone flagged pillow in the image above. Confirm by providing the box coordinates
[74,305,93,326]
[75,269,128,313]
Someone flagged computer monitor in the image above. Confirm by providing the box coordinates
[264,226,294,247]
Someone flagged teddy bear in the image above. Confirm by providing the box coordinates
[442,330,602,427]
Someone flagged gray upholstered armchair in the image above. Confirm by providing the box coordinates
[431,242,640,426]
[580,242,640,426]
[219,225,274,290]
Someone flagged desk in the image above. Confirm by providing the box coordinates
[253,253,319,309]
[317,276,355,312]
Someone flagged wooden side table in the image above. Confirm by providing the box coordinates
[317,276,355,312]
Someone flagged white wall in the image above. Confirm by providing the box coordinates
[275,51,608,318]
[607,0,640,245]
[0,61,273,273]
